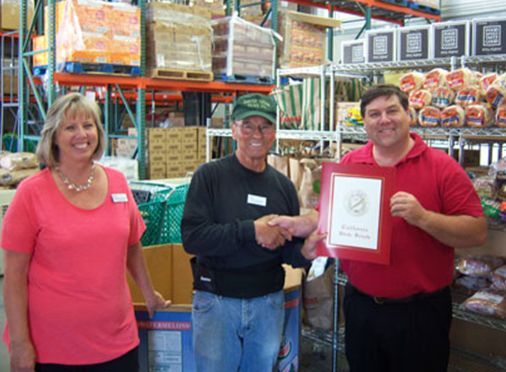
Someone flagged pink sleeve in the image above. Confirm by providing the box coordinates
[1,183,38,253]
[127,183,146,246]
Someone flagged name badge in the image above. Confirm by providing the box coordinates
[112,193,128,203]
[247,194,267,207]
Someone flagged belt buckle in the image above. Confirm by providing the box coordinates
[373,296,385,305]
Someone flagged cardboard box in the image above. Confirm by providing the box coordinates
[278,11,341,68]
[1,0,34,30]
[129,244,303,372]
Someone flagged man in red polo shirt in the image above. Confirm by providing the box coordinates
[270,84,487,372]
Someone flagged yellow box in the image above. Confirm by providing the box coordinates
[148,128,167,141]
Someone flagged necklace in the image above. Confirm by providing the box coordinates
[55,163,96,192]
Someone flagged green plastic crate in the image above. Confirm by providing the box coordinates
[135,183,189,246]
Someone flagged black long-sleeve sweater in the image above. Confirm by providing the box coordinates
[181,154,309,274]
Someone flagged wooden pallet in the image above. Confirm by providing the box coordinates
[34,62,141,76]
[149,68,213,82]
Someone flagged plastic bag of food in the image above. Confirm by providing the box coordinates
[496,105,506,128]
[491,265,506,291]
[445,68,474,91]
[423,68,448,91]
[465,104,493,128]
[0,152,39,171]
[441,105,465,127]
[400,71,425,93]
[479,73,497,95]
[455,86,482,107]
[455,275,491,291]
[462,288,506,319]
[418,106,440,127]
[456,255,504,276]
[431,86,455,108]
[409,89,432,110]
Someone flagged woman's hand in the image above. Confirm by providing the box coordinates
[145,290,171,318]
[10,340,36,372]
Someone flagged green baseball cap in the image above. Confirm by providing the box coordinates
[231,93,277,124]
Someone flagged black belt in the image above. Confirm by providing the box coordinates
[346,283,450,305]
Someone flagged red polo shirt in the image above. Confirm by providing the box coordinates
[340,133,483,298]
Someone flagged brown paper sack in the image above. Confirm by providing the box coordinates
[298,159,319,209]
[267,154,289,178]
[289,157,304,191]
[303,263,334,330]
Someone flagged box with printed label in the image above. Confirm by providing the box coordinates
[129,244,302,372]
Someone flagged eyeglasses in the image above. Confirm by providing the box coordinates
[237,122,275,135]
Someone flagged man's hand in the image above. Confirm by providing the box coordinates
[301,231,326,260]
[10,339,36,372]
[145,290,171,318]
[390,191,427,227]
[268,210,319,238]
[254,214,291,250]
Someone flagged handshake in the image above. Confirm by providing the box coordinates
[254,211,323,260]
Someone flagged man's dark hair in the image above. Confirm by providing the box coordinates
[360,84,409,118]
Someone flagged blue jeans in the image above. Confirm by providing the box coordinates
[192,290,285,372]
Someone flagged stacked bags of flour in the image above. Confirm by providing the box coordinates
[0,152,39,188]
[399,68,506,128]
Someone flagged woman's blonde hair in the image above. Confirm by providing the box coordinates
[36,93,106,167]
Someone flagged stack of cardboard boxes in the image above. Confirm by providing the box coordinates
[148,127,207,179]
[33,0,140,67]
[212,15,277,80]
[146,3,213,78]
[278,11,341,68]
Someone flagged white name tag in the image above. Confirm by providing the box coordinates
[112,193,128,203]
[247,194,267,207]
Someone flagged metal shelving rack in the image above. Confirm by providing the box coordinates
[17,0,276,178]
[275,54,506,371]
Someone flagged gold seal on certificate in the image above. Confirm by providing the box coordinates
[344,190,369,217]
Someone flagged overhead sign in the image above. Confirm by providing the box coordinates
[366,29,396,63]
[432,21,470,58]
[398,25,431,61]
[342,40,365,64]
[473,18,506,56]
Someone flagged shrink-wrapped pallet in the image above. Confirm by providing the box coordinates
[146,3,212,76]
[212,15,277,79]
[278,11,340,68]
[34,0,140,67]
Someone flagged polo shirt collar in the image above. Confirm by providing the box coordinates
[351,132,427,165]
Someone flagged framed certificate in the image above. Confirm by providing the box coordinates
[317,162,396,265]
